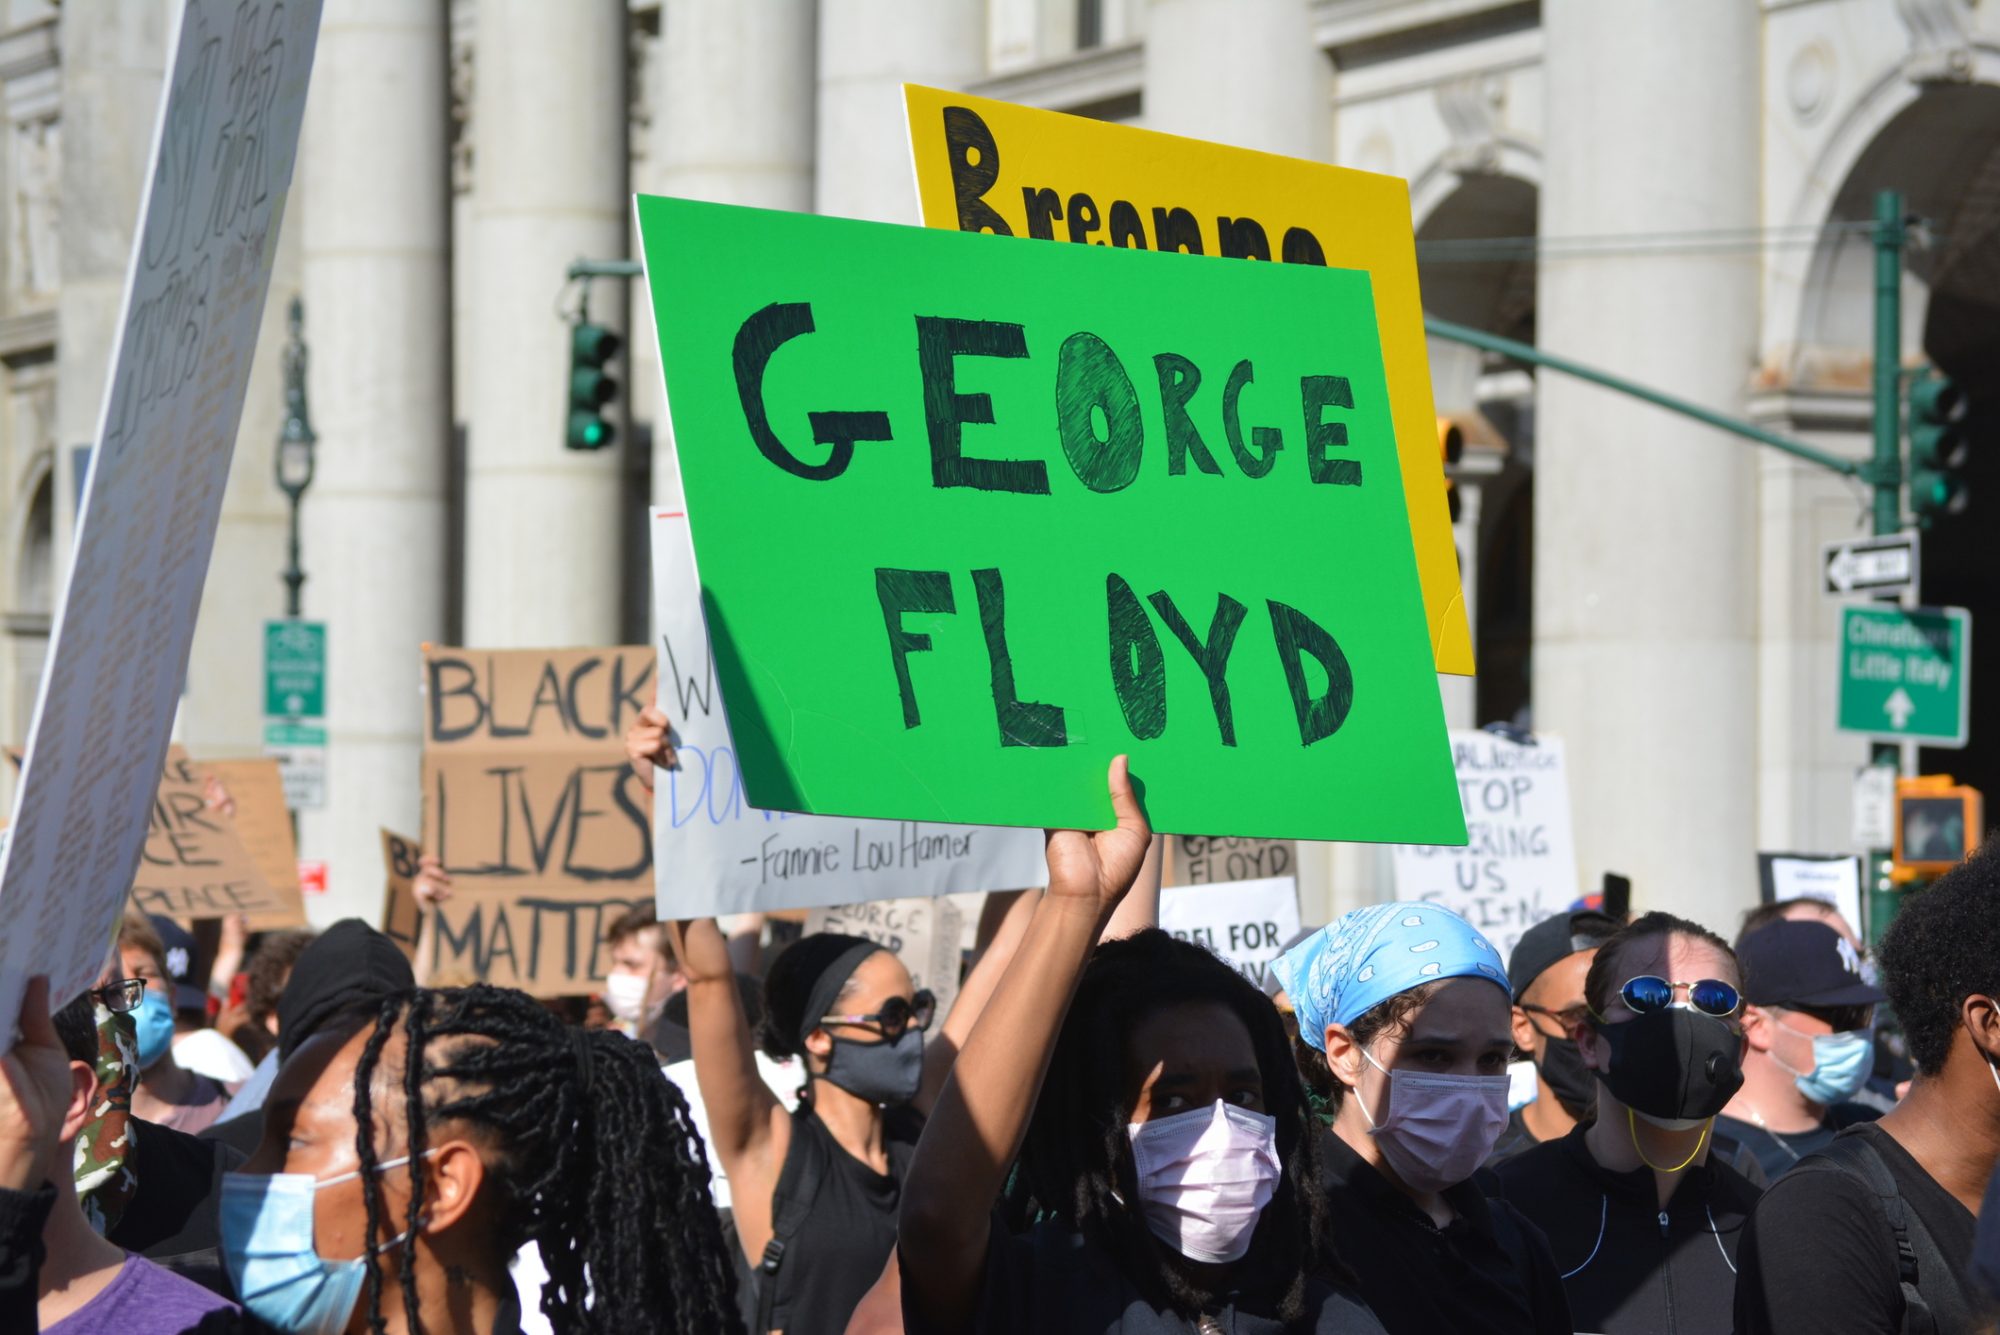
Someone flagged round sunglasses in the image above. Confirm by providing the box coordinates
[1617,975,1741,1018]
[821,988,937,1040]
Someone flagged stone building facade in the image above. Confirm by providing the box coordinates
[0,0,1992,931]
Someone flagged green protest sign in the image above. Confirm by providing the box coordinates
[637,195,1464,844]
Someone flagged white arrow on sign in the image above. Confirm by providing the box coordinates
[1824,534,1918,596]
[1885,687,1916,729]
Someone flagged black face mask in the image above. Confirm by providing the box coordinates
[1537,1035,1598,1119]
[1592,1007,1744,1124]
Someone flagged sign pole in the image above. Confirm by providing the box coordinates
[1865,188,1906,943]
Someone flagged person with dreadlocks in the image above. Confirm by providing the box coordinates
[217,982,744,1335]
[897,757,1383,1334]
[1271,904,1570,1334]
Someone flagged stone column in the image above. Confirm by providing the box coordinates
[815,0,983,224]
[53,3,169,571]
[1142,0,1328,158]
[1534,0,1761,929]
[297,0,451,921]
[463,0,627,646]
[644,0,816,506]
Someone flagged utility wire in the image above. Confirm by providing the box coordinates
[1415,219,1908,263]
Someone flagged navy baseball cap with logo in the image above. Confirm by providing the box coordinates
[1739,919,1886,1009]
[147,913,210,1015]
[1507,909,1621,1002]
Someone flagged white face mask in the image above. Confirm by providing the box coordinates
[1126,1100,1281,1264]
[603,971,653,1025]
[1358,1047,1511,1195]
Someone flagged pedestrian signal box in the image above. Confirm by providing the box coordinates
[1892,775,1983,880]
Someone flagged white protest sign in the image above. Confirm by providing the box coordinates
[1757,852,1865,940]
[1390,730,1579,961]
[649,509,1046,915]
[1159,875,1301,991]
[805,895,969,1023]
[0,0,322,1032]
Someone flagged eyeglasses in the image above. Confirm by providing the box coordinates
[1521,1002,1590,1035]
[1617,976,1741,1018]
[821,989,937,1040]
[91,978,148,1015]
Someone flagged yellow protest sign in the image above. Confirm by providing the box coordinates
[904,84,1473,677]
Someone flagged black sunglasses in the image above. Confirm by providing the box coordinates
[821,989,937,1040]
[91,978,148,1016]
[1618,975,1741,1019]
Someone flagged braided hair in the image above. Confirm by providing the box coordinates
[1014,930,1333,1329]
[348,985,743,1334]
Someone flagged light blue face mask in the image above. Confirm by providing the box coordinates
[220,1155,426,1335]
[1775,1021,1874,1106]
[133,990,176,1071]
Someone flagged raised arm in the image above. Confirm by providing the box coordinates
[898,757,1152,1332]
[913,888,1037,1115]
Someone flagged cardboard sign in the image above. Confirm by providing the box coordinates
[904,85,1472,679]
[200,758,303,907]
[381,828,651,991]
[1159,875,1301,990]
[420,647,657,994]
[0,0,323,1029]
[804,896,968,1024]
[1170,835,1295,886]
[1390,731,1578,961]
[131,749,302,929]
[1757,852,1865,938]
[636,196,1463,846]
[650,510,1048,917]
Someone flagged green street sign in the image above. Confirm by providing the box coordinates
[1837,605,1971,747]
[264,619,326,719]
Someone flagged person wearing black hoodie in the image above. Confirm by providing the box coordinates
[1493,911,1763,1334]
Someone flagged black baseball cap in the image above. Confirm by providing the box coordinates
[1508,910,1621,1002]
[146,914,210,1014]
[1740,920,1886,1009]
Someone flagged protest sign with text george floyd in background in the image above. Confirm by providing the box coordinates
[649,509,1047,918]
[130,749,305,930]
[419,646,656,995]
[1390,730,1579,960]
[0,0,323,1036]
[1168,835,1296,887]
[636,196,1464,845]
[903,84,1472,679]
[804,896,969,1026]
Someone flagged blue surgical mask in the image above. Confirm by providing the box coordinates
[133,991,176,1071]
[1775,1021,1874,1106]
[221,1155,425,1335]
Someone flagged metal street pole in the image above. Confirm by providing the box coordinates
[1866,189,1907,941]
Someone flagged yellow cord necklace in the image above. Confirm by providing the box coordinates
[1627,1107,1711,1173]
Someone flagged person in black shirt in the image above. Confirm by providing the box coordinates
[1494,911,1762,1334]
[900,759,1383,1334]
[1716,920,1884,1181]
[1273,902,1570,1334]
[1490,910,1619,1167]
[1736,840,2000,1333]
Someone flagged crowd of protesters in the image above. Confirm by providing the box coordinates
[0,711,1997,1333]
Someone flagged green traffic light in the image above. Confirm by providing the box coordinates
[567,409,615,451]
[1905,366,1970,523]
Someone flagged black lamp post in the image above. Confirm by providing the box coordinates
[275,296,316,618]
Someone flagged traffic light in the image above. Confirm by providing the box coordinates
[566,321,622,451]
[1438,417,1465,524]
[1891,774,1983,880]
[1907,366,1968,525]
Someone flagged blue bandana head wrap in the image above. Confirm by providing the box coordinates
[1272,902,1508,1051]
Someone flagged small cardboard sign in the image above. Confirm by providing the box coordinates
[131,749,304,929]
[636,195,1463,846]
[419,647,657,994]
[1390,731,1578,961]
[1756,852,1864,938]
[1159,875,1301,990]
[903,84,1472,678]
[200,758,303,907]
[804,895,969,1024]
[1170,835,1295,886]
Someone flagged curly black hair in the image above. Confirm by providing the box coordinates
[1878,835,2000,1075]
[349,985,744,1335]
[755,931,879,1061]
[1014,929,1333,1329]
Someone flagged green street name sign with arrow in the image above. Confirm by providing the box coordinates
[1837,605,1971,747]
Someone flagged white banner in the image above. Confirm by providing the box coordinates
[805,895,969,1024]
[1159,875,1301,991]
[1390,730,1579,962]
[649,509,1046,916]
[0,0,322,1034]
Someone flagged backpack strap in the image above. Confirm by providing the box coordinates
[756,1113,831,1334]
[1795,1133,1938,1335]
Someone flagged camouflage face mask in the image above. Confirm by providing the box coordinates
[74,1002,138,1235]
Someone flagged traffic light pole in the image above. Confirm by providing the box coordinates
[1867,189,1906,939]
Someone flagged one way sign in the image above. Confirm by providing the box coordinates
[1824,532,1919,598]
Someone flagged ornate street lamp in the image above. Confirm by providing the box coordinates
[275,296,316,618]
